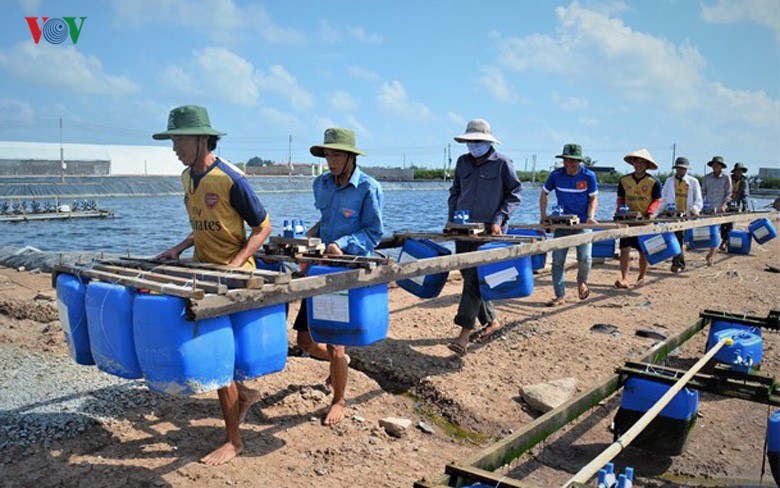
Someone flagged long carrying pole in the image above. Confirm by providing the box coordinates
[562,336,733,487]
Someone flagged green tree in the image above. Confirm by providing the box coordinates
[583,156,597,167]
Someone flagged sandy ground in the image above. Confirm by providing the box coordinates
[0,233,779,488]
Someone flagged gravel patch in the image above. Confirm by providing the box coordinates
[0,344,160,450]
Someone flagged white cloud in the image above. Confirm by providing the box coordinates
[0,42,138,95]
[346,114,372,139]
[110,0,305,44]
[447,112,466,127]
[478,67,521,104]
[319,19,341,43]
[701,0,780,34]
[316,117,338,132]
[256,65,315,111]
[348,66,380,82]
[15,0,41,14]
[329,90,357,112]
[260,107,302,130]
[552,92,589,111]
[159,47,258,105]
[160,50,314,110]
[495,2,707,109]
[347,26,383,44]
[377,81,430,119]
[0,98,35,121]
[706,82,779,129]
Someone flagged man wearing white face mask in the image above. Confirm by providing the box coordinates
[446,119,522,355]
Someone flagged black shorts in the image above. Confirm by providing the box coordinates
[619,237,642,250]
[292,299,309,332]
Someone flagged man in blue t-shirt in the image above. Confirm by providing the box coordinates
[539,143,598,306]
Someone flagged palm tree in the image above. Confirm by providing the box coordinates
[582,156,597,167]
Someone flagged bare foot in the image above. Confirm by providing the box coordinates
[634,277,646,288]
[200,440,243,465]
[322,400,346,426]
[473,320,501,343]
[614,279,630,289]
[237,384,263,424]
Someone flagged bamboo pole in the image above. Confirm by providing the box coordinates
[562,337,733,488]
[189,212,776,319]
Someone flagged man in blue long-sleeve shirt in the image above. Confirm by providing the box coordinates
[446,119,522,355]
[293,128,383,426]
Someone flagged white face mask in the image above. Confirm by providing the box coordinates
[467,141,492,158]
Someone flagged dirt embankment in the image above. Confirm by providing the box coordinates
[0,235,779,487]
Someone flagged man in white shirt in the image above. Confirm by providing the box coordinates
[659,157,702,273]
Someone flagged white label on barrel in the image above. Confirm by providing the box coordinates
[692,227,710,241]
[730,236,743,248]
[484,266,519,289]
[398,251,425,287]
[312,292,350,323]
[753,226,769,240]
[643,235,667,255]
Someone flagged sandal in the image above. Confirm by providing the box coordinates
[471,321,501,343]
[578,283,590,300]
[546,296,566,307]
[447,342,468,356]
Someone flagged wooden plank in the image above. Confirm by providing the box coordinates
[146,264,266,289]
[188,212,777,319]
[418,317,708,488]
[116,257,291,284]
[392,231,537,244]
[54,265,203,299]
[509,222,625,230]
[93,264,228,295]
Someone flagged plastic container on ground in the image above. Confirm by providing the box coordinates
[306,265,389,346]
[614,376,698,456]
[592,233,616,259]
[85,282,142,379]
[476,242,534,301]
[56,273,94,365]
[727,230,752,255]
[133,293,235,395]
[637,232,682,265]
[707,327,762,370]
[767,410,780,486]
[749,218,777,244]
[231,304,288,381]
[396,238,451,299]
[684,225,720,249]
[506,228,547,271]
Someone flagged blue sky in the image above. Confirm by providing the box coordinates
[0,0,778,175]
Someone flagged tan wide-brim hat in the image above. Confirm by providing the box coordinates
[309,128,366,157]
[453,118,500,144]
[624,148,658,170]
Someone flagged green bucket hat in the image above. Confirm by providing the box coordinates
[731,162,748,174]
[707,156,727,169]
[310,128,366,157]
[555,143,584,161]
[152,105,226,140]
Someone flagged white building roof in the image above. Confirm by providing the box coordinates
[0,141,183,175]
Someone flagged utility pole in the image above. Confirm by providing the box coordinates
[287,135,292,181]
[531,154,537,184]
[447,143,452,176]
[671,142,676,167]
[59,117,66,183]
[442,147,447,181]
[524,157,528,173]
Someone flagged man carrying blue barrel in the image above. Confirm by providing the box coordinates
[292,128,383,426]
[658,157,702,273]
[539,143,598,306]
[446,119,522,355]
[702,156,732,264]
[153,105,272,465]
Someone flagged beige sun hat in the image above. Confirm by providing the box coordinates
[453,119,500,144]
[623,148,658,170]
[309,128,366,157]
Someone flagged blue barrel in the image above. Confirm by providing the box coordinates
[396,238,451,298]
[231,304,288,381]
[255,258,284,272]
[638,233,681,265]
[133,294,235,395]
[55,273,94,365]
[707,328,762,369]
[592,236,616,258]
[85,282,142,379]
[306,266,389,346]
[727,230,752,254]
[768,410,780,486]
[749,218,777,244]
[614,377,698,455]
[684,225,720,249]
[476,242,534,301]
[506,228,547,271]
